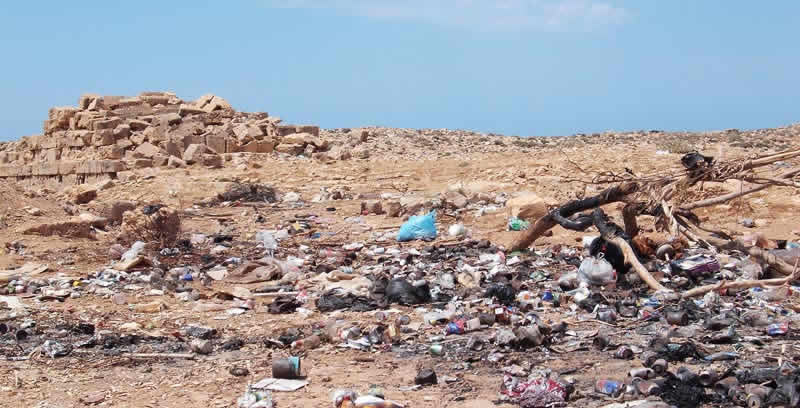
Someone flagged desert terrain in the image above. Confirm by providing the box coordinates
[1,93,799,408]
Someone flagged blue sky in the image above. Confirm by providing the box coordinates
[1,1,798,140]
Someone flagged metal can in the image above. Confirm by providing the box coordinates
[595,379,623,397]
[614,346,633,360]
[766,322,789,336]
[272,356,301,379]
[429,344,444,356]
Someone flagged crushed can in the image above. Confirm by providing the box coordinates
[614,345,633,360]
[766,322,789,336]
[595,379,623,397]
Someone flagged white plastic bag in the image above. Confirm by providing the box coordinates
[577,253,616,286]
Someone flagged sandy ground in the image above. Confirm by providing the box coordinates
[1,136,799,408]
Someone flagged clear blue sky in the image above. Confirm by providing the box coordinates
[1,1,799,140]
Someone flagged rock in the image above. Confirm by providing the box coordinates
[443,191,468,209]
[414,368,438,386]
[202,154,223,168]
[119,322,142,332]
[283,192,301,203]
[119,207,181,246]
[109,200,137,224]
[73,186,98,204]
[129,120,150,131]
[168,156,187,168]
[275,143,304,155]
[95,179,115,191]
[183,143,208,164]
[178,104,206,116]
[182,325,217,339]
[133,142,164,159]
[352,146,370,159]
[361,200,384,215]
[282,132,313,145]
[350,128,369,143]
[190,339,213,355]
[18,213,108,239]
[385,201,402,217]
[506,193,548,221]
[24,207,43,216]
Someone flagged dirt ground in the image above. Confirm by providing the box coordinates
[1,133,799,408]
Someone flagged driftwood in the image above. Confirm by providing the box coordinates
[126,353,195,359]
[681,260,799,299]
[681,167,800,211]
[510,148,800,292]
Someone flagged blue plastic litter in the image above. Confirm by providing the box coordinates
[397,211,437,242]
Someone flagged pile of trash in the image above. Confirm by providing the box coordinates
[4,184,800,408]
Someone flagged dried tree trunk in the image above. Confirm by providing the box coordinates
[682,261,799,298]
[510,182,639,251]
[681,167,800,211]
[592,208,668,292]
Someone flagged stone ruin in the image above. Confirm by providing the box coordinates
[0,91,335,184]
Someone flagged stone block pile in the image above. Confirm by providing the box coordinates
[0,91,334,183]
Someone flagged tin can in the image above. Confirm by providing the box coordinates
[596,307,617,323]
[593,335,610,351]
[766,322,789,336]
[429,344,444,356]
[635,379,661,396]
[666,309,689,326]
[650,359,668,375]
[272,356,301,379]
[614,346,633,360]
[595,379,623,397]
[445,320,465,335]
[629,367,655,379]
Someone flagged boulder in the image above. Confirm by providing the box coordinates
[94,117,122,131]
[360,200,384,215]
[18,213,108,239]
[183,144,208,164]
[168,156,186,168]
[443,191,469,209]
[282,132,313,145]
[73,186,98,204]
[119,206,181,246]
[386,201,402,217]
[506,193,548,221]
[352,146,370,159]
[108,201,137,224]
[202,154,223,168]
[178,104,206,116]
[129,120,150,131]
[133,142,164,159]
[274,143,304,155]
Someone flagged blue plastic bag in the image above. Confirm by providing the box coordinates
[397,211,437,242]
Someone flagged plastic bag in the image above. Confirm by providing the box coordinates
[396,211,437,242]
[577,254,616,286]
[121,241,146,262]
[508,217,530,231]
[255,230,278,256]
